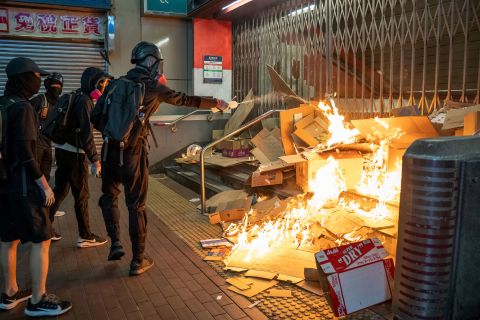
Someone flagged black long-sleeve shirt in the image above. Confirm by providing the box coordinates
[3,98,43,192]
[61,91,99,163]
[30,92,59,149]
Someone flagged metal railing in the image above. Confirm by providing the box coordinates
[233,0,480,116]
[200,109,283,214]
[153,109,206,132]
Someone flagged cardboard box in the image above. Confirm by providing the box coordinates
[463,111,480,135]
[315,238,395,317]
[219,138,250,158]
[209,209,246,224]
[279,104,316,155]
[251,170,283,187]
[351,116,439,172]
[288,151,364,192]
[293,114,329,147]
[442,104,480,130]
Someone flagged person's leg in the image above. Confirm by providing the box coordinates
[29,240,50,304]
[123,143,152,275]
[69,154,91,239]
[100,163,123,258]
[0,240,20,296]
[49,148,71,223]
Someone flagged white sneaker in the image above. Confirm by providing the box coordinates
[55,211,66,217]
[77,234,108,248]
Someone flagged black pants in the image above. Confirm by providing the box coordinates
[99,141,149,262]
[50,148,92,239]
[37,144,53,181]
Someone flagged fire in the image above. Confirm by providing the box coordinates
[226,101,403,262]
[318,100,360,147]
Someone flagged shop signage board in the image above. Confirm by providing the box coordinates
[203,55,223,84]
[144,0,187,16]
[0,6,105,41]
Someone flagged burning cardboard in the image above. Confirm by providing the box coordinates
[315,238,394,317]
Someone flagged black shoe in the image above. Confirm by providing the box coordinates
[77,234,107,248]
[0,289,31,310]
[51,232,62,241]
[108,241,125,261]
[129,256,154,276]
[24,293,71,317]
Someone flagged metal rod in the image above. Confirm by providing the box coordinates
[153,109,205,132]
[200,109,283,214]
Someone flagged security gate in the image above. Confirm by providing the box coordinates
[233,0,480,116]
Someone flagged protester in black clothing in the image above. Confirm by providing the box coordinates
[98,41,228,276]
[0,57,71,316]
[48,67,109,248]
[30,72,63,181]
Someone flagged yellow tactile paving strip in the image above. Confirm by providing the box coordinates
[146,177,391,320]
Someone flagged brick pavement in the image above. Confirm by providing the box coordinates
[0,177,267,320]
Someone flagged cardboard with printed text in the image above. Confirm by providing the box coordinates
[315,238,395,317]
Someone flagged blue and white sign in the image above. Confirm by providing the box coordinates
[203,55,223,84]
[144,0,187,16]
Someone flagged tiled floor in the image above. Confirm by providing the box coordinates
[0,177,266,320]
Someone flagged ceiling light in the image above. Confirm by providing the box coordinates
[222,0,253,13]
[289,4,316,17]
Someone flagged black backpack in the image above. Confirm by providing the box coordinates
[92,77,146,149]
[0,96,23,181]
[41,91,77,144]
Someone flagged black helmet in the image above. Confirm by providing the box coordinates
[131,41,163,64]
[45,72,64,86]
[5,57,49,77]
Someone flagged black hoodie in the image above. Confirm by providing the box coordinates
[2,74,43,193]
[60,67,106,163]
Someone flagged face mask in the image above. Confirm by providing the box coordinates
[157,74,168,86]
[47,86,62,98]
[90,89,102,102]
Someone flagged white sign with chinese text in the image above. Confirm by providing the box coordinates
[0,6,105,41]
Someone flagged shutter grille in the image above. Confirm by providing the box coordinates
[0,38,107,95]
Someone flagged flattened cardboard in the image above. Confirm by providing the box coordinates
[224,89,255,135]
[257,160,294,173]
[226,278,252,290]
[245,270,277,280]
[250,148,271,164]
[267,289,292,298]
[225,245,317,279]
[202,190,249,213]
[443,105,480,130]
[304,268,320,281]
[279,105,316,155]
[204,154,255,167]
[204,248,230,261]
[200,238,234,248]
[267,64,306,108]
[228,278,278,298]
[296,280,324,296]
[277,274,303,284]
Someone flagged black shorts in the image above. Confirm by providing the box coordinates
[0,189,53,244]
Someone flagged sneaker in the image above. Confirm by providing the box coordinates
[129,256,154,276]
[51,232,62,241]
[54,211,66,217]
[76,234,107,248]
[24,293,71,317]
[0,289,31,310]
[108,241,125,261]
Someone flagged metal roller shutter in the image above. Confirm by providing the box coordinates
[0,38,107,95]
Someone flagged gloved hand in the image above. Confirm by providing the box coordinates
[91,161,102,178]
[35,175,55,207]
[215,99,229,112]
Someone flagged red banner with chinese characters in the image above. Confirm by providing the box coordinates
[0,6,105,41]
